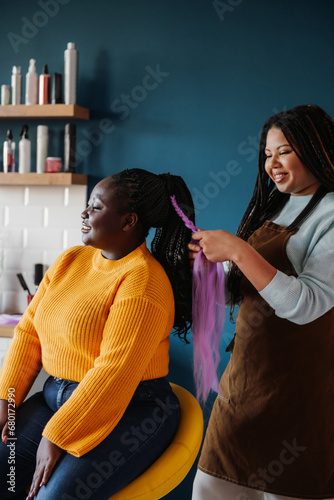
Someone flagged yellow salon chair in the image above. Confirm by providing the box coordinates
[110,383,204,500]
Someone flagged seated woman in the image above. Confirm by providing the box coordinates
[0,168,195,500]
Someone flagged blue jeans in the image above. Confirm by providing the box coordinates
[0,376,180,500]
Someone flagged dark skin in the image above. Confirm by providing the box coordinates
[1,178,145,499]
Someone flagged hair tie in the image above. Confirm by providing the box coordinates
[170,195,226,403]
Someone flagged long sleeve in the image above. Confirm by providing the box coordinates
[259,193,334,324]
[43,295,171,456]
[0,254,63,404]
[0,243,174,456]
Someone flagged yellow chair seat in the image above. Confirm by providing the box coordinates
[110,383,203,500]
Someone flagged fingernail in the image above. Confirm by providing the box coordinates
[2,436,7,444]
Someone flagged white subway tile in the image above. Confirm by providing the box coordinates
[4,248,44,269]
[8,206,45,229]
[0,270,21,293]
[28,186,67,207]
[66,229,83,248]
[2,291,26,314]
[0,186,25,204]
[25,228,64,250]
[0,206,4,226]
[66,185,87,208]
[0,338,12,350]
[48,206,82,229]
[0,228,24,249]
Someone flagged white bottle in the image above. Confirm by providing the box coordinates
[11,66,22,105]
[25,59,38,105]
[36,125,48,173]
[64,42,78,104]
[19,125,31,173]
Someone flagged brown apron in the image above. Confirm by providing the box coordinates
[198,190,334,498]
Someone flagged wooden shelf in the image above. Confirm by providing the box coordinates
[0,104,89,120]
[0,172,87,186]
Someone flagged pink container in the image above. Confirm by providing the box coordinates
[45,157,62,173]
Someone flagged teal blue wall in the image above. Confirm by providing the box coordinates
[1,1,334,497]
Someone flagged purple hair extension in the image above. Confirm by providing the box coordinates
[170,196,226,403]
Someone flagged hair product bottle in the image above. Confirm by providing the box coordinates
[1,85,10,106]
[36,125,48,173]
[64,42,78,104]
[19,125,31,173]
[25,59,38,105]
[51,73,62,104]
[3,130,15,173]
[11,66,22,105]
[39,65,50,105]
[64,123,76,172]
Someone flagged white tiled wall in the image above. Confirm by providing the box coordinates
[0,184,87,314]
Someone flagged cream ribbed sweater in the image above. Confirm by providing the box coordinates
[0,242,174,456]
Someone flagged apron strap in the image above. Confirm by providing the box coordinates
[285,185,329,231]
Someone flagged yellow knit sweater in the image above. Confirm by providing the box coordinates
[0,242,174,456]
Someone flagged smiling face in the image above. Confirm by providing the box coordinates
[81,178,140,260]
[264,127,321,196]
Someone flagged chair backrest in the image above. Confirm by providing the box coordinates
[110,383,204,500]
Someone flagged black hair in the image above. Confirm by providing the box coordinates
[106,168,195,342]
[228,104,334,318]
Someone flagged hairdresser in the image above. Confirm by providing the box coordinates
[190,105,334,500]
[0,168,195,500]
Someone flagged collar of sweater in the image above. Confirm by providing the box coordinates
[92,241,148,273]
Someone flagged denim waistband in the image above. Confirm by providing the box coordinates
[44,375,174,411]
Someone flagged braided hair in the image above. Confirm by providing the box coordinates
[105,168,195,342]
[228,104,334,318]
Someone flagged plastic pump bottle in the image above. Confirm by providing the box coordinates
[19,125,31,174]
[64,42,78,104]
[25,59,38,105]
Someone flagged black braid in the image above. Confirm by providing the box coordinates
[105,168,195,342]
[228,104,334,319]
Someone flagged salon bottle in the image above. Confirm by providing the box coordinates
[19,125,31,173]
[11,66,22,105]
[36,125,48,173]
[25,59,38,105]
[64,123,76,172]
[64,42,78,104]
[39,65,50,105]
[3,130,15,173]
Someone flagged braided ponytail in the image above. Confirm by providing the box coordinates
[106,168,195,341]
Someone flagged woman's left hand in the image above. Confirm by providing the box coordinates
[27,437,63,499]
[192,229,242,263]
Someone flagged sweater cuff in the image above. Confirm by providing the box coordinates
[259,270,294,312]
